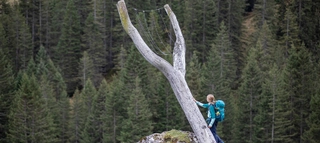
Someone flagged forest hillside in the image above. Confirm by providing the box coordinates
[1,0,320,142]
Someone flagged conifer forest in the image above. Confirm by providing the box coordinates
[1,0,320,142]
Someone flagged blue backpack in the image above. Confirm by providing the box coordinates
[214,100,225,122]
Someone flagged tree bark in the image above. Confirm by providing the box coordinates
[116,0,216,142]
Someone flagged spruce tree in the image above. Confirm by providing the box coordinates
[0,49,14,142]
[303,83,320,142]
[183,0,217,61]
[118,77,153,143]
[54,0,82,94]
[273,66,295,143]
[276,43,313,142]
[104,74,126,143]
[78,51,95,88]
[80,79,107,143]
[82,12,106,86]
[54,79,70,143]
[262,63,282,143]
[48,0,68,53]
[80,79,97,120]
[69,89,86,143]
[278,6,300,58]
[10,8,33,71]
[0,22,8,53]
[7,73,57,143]
[235,47,263,143]
[186,51,204,102]
[96,79,113,142]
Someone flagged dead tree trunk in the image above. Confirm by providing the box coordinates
[116,0,216,142]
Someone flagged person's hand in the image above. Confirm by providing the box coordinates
[208,126,212,128]
[193,97,196,102]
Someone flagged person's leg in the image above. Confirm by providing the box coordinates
[210,121,224,143]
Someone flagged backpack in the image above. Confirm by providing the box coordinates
[214,100,225,122]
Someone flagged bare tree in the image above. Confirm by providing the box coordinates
[116,0,216,142]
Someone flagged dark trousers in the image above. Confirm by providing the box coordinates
[208,119,224,143]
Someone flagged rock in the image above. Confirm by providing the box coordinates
[138,129,198,143]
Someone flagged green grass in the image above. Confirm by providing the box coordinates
[163,129,191,143]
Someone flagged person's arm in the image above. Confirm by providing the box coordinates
[194,100,209,108]
[208,118,215,127]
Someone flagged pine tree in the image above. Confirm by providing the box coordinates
[74,0,92,28]
[277,43,313,142]
[155,70,187,131]
[0,49,14,142]
[216,0,244,78]
[262,63,282,143]
[104,74,126,143]
[54,79,70,143]
[183,0,217,61]
[7,73,57,143]
[78,51,95,88]
[69,89,86,143]
[48,0,68,53]
[10,8,33,71]
[118,77,153,143]
[81,79,107,143]
[95,79,113,142]
[202,21,237,142]
[234,47,263,143]
[303,81,320,142]
[186,51,204,103]
[273,67,295,143]
[0,22,8,53]
[82,12,106,86]
[54,0,82,94]
[278,5,300,58]
[80,79,97,119]
[253,0,276,27]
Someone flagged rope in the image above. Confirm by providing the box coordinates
[132,7,176,56]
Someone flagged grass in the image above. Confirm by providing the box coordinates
[163,129,191,143]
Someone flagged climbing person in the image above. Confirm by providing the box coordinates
[193,94,224,143]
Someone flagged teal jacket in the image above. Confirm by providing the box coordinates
[195,101,216,127]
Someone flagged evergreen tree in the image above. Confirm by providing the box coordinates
[202,21,237,141]
[54,0,82,94]
[78,51,95,88]
[54,77,70,143]
[48,0,68,54]
[253,0,276,27]
[0,49,14,142]
[216,0,244,78]
[80,79,97,120]
[183,0,217,61]
[74,0,92,28]
[278,6,300,58]
[186,51,204,103]
[0,22,8,53]
[273,67,295,143]
[82,12,106,87]
[93,79,112,142]
[156,71,187,131]
[118,77,153,143]
[7,74,57,143]
[234,47,263,143]
[9,8,33,71]
[303,81,320,142]
[105,74,126,143]
[81,79,107,143]
[277,43,313,142]
[69,89,85,143]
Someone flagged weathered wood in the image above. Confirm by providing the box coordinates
[116,0,216,143]
[164,4,186,77]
